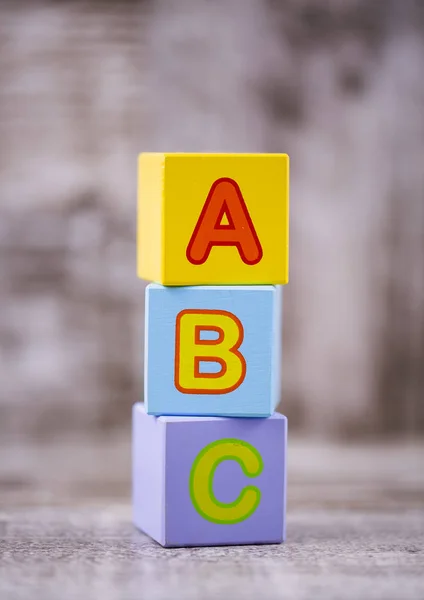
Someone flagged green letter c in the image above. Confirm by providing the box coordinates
[189,438,263,524]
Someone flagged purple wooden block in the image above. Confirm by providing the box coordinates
[132,402,287,548]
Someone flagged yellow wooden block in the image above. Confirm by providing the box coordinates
[137,153,289,285]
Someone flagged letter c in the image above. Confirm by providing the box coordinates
[189,438,263,524]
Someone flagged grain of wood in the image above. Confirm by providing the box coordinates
[1,438,423,600]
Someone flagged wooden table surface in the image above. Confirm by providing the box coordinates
[1,436,423,600]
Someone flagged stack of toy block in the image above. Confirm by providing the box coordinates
[133,153,289,547]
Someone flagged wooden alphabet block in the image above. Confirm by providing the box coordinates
[133,403,287,547]
[137,153,289,285]
[145,283,282,417]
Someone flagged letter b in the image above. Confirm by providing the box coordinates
[175,309,246,394]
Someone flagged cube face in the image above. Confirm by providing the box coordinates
[132,404,166,545]
[132,403,287,547]
[137,153,289,285]
[145,284,281,417]
[137,153,164,283]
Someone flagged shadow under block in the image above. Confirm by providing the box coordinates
[137,153,289,285]
[145,284,282,417]
[132,403,287,548]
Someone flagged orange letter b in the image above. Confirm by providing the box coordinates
[175,309,246,394]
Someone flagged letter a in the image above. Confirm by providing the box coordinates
[186,178,263,265]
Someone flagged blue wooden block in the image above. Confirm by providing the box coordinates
[275,285,283,401]
[145,283,282,417]
[133,403,287,547]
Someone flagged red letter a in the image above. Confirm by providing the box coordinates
[186,178,263,265]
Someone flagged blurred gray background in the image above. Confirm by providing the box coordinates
[1,3,424,599]
[1,0,424,443]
